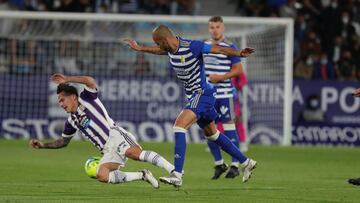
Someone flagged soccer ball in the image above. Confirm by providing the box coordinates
[84,157,100,178]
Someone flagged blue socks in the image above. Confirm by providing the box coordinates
[207,140,223,163]
[207,124,241,165]
[224,128,240,164]
[209,131,247,164]
[173,127,187,173]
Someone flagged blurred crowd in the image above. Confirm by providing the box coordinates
[0,0,198,15]
[231,0,360,81]
[0,0,359,81]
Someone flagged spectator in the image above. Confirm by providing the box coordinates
[294,55,314,80]
[313,52,336,80]
[279,0,297,19]
[338,11,356,47]
[172,0,198,15]
[331,36,344,64]
[319,0,341,57]
[54,40,80,75]
[134,52,151,76]
[336,50,356,81]
[10,39,36,74]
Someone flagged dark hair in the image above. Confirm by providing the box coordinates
[57,83,78,97]
[209,16,223,23]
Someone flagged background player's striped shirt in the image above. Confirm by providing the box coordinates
[168,36,213,99]
[62,86,115,151]
[203,39,241,99]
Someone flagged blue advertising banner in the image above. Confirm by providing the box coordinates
[0,75,207,142]
[2,75,359,146]
[292,80,360,146]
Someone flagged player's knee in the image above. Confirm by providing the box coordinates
[96,164,111,183]
[125,146,142,160]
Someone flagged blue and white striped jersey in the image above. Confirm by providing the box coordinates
[62,86,115,152]
[168,36,214,99]
[203,39,241,99]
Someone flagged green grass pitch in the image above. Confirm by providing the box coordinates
[1,139,360,203]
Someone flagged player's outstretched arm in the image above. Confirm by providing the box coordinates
[210,45,255,57]
[50,73,97,89]
[123,38,167,55]
[353,88,360,97]
[30,137,72,149]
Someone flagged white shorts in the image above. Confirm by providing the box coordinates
[99,126,140,167]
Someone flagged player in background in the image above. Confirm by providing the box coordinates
[232,72,248,153]
[203,16,248,179]
[217,74,248,149]
[30,73,176,189]
[124,25,257,188]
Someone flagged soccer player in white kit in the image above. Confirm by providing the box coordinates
[30,73,175,189]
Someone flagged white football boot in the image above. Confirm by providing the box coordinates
[241,159,257,182]
[159,172,182,188]
[142,169,159,189]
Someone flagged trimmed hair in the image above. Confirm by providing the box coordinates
[152,25,174,38]
[57,83,78,97]
[209,16,223,23]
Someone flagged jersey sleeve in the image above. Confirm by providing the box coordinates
[62,117,77,138]
[190,40,212,57]
[229,44,241,64]
[80,86,98,101]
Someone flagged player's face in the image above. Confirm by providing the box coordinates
[153,36,172,52]
[208,21,225,41]
[57,92,78,113]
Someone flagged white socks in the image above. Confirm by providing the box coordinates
[108,170,143,184]
[139,150,175,173]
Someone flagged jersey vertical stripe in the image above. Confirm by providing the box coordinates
[203,40,240,99]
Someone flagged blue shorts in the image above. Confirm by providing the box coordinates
[215,96,235,123]
[184,88,219,129]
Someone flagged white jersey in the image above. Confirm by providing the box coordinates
[203,39,241,99]
[62,86,115,152]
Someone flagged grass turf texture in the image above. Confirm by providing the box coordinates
[1,140,360,203]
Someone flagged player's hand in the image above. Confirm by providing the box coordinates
[239,47,255,57]
[209,74,224,83]
[123,38,142,51]
[50,73,68,84]
[352,88,360,97]
[30,139,44,149]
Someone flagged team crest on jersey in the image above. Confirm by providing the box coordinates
[220,105,229,115]
[180,56,185,64]
[79,115,91,129]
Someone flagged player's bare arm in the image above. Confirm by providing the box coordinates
[211,45,255,57]
[123,38,167,55]
[209,63,244,83]
[30,137,72,149]
[50,73,97,89]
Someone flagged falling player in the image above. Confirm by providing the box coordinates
[30,73,175,189]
